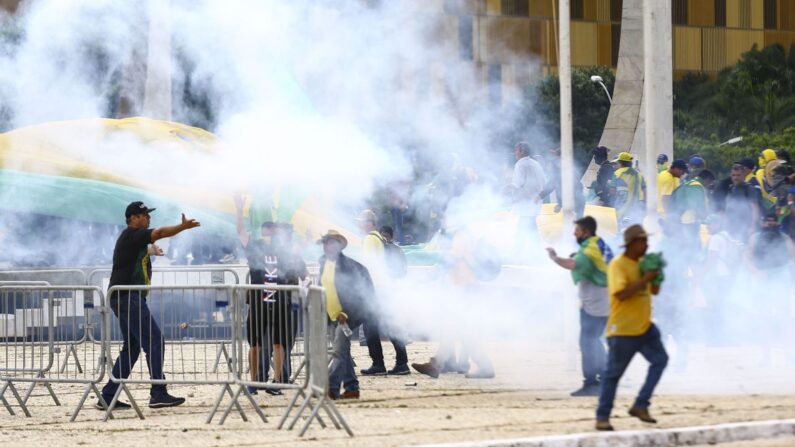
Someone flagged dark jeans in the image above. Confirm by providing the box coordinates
[102,292,167,399]
[364,319,408,367]
[579,310,607,386]
[329,323,360,395]
[596,324,668,420]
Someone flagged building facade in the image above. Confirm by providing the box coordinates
[439,0,795,102]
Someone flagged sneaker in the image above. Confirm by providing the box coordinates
[388,364,411,375]
[264,387,283,396]
[595,419,614,431]
[411,362,440,379]
[246,386,258,395]
[464,369,495,379]
[570,384,601,397]
[149,393,186,409]
[628,406,657,423]
[340,390,360,399]
[95,399,131,410]
[360,364,387,376]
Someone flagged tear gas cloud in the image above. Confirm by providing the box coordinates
[1,0,794,394]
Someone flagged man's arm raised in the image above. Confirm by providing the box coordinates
[151,213,201,242]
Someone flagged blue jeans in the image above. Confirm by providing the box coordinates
[328,323,360,395]
[102,292,167,399]
[580,310,607,386]
[596,324,668,420]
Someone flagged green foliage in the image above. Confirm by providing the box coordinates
[505,66,615,167]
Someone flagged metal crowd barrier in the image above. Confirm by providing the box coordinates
[102,284,242,421]
[87,266,243,373]
[0,285,108,421]
[0,270,350,436]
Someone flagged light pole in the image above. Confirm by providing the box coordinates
[590,75,612,104]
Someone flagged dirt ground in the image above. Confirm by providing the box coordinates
[3,341,795,447]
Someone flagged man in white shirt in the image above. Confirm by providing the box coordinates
[511,142,547,237]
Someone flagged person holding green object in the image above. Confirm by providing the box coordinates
[596,224,667,431]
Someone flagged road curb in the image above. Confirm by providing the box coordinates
[415,419,795,447]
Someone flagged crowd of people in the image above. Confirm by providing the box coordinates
[95,141,794,430]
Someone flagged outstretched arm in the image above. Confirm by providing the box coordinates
[151,213,200,242]
[546,248,576,270]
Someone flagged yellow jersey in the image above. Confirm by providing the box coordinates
[321,260,345,321]
[606,254,652,337]
[657,170,680,215]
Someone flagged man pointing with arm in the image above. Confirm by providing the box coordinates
[99,201,200,411]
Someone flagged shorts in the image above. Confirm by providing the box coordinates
[246,288,270,347]
[269,290,298,347]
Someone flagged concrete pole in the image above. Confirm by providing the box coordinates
[642,0,659,230]
[558,0,575,218]
[142,0,172,120]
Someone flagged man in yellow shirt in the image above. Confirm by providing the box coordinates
[596,225,667,431]
[356,209,409,376]
[318,230,374,400]
[657,159,688,215]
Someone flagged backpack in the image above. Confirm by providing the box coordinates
[383,241,408,278]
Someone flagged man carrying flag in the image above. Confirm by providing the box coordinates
[547,216,614,396]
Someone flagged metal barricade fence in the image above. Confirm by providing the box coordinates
[277,285,352,437]
[0,285,108,421]
[208,284,350,435]
[102,284,249,422]
[87,266,242,372]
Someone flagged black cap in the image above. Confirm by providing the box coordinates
[671,159,689,171]
[734,158,755,170]
[593,146,609,158]
[125,201,156,219]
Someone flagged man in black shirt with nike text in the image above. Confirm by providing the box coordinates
[99,201,200,410]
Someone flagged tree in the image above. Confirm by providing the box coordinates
[507,66,615,168]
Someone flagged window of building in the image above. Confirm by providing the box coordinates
[672,0,688,25]
[488,64,502,105]
[764,0,777,29]
[610,0,623,22]
[715,0,726,27]
[458,16,474,60]
[571,0,584,19]
[501,0,529,16]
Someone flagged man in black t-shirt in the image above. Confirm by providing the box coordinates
[99,201,200,411]
[234,196,308,394]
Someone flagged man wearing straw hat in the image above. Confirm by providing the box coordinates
[317,230,374,399]
[596,224,667,431]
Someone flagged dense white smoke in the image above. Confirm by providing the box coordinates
[2,0,793,397]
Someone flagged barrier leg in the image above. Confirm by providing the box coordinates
[205,383,230,424]
[289,358,306,383]
[212,344,232,373]
[120,384,144,420]
[71,383,111,422]
[43,382,61,406]
[102,386,122,422]
[0,381,16,415]
[59,344,84,374]
[240,386,267,423]
[298,397,326,437]
[6,382,31,417]
[287,391,313,430]
[218,385,248,425]
[277,388,305,429]
[325,399,353,436]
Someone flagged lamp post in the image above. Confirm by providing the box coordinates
[590,75,612,104]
